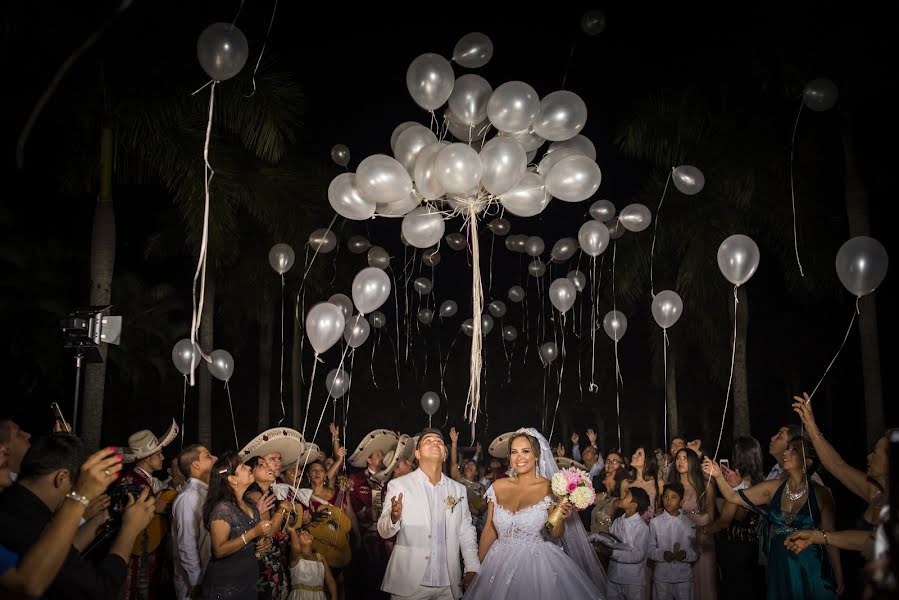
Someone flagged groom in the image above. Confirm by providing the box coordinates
[378,428,480,599]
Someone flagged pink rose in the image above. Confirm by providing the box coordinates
[567,481,577,492]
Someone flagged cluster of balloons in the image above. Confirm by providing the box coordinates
[172,339,234,382]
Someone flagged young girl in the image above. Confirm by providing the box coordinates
[286,526,337,600]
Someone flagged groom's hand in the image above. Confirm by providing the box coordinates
[390,493,404,524]
[462,572,476,590]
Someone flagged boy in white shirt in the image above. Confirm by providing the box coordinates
[649,481,697,600]
[608,487,651,600]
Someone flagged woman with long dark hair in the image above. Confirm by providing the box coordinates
[622,446,662,517]
[244,456,293,599]
[668,448,717,600]
[202,452,273,600]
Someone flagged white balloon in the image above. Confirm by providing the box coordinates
[577,221,610,257]
[208,349,234,382]
[548,134,596,161]
[401,205,446,248]
[672,165,706,195]
[602,310,627,341]
[391,122,419,154]
[716,234,760,286]
[376,193,420,217]
[549,278,577,313]
[330,144,350,167]
[545,155,602,202]
[325,368,350,398]
[537,146,579,176]
[394,125,438,173]
[343,314,371,348]
[328,172,376,221]
[499,128,546,152]
[618,203,652,232]
[172,339,201,376]
[196,23,249,81]
[533,91,588,142]
[803,78,839,112]
[412,142,449,200]
[651,290,684,329]
[835,236,889,297]
[445,110,489,144]
[567,270,587,292]
[434,143,483,194]
[447,75,492,126]
[268,243,296,275]
[308,228,337,253]
[406,53,455,111]
[356,154,413,204]
[306,303,346,354]
[452,32,493,68]
[589,199,616,222]
[351,267,392,314]
[499,172,550,217]
[479,136,527,195]
[328,293,353,321]
[487,81,540,133]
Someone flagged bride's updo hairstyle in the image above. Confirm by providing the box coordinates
[507,432,541,460]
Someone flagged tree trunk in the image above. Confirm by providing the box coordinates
[731,286,751,438]
[665,345,679,445]
[81,125,115,447]
[257,284,273,432]
[842,112,884,448]
[291,313,302,430]
[198,263,215,448]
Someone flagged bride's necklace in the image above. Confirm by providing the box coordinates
[784,480,807,501]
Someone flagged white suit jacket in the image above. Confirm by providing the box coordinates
[378,470,480,598]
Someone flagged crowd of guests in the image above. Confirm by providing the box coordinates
[0,391,895,599]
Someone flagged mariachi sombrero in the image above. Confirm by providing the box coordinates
[348,429,398,469]
[239,427,306,468]
[555,457,587,471]
[488,431,519,458]
[376,434,414,481]
[122,419,179,463]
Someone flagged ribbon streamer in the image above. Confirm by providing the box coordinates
[225,381,239,449]
[278,274,286,425]
[180,375,188,449]
[649,170,672,297]
[790,100,806,277]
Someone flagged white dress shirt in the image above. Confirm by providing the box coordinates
[571,444,605,477]
[608,512,649,585]
[172,477,210,599]
[417,469,451,587]
[135,466,169,494]
[648,510,697,583]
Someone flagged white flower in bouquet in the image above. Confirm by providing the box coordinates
[569,485,595,510]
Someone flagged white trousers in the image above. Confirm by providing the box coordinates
[608,582,645,600]
[653,580,693,600]
[391,585,455,600]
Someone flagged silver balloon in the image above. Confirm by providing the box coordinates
[328,172,376,220]
[567,270,586,292]
[390,122,419,154]
[539,342,558,365]
[406,53,455,111]
[581,10,607,35]
[528,259,546,278]
[651,290,684,329]
[537,146,579,176]
[550,237,578,261]
[525,236,545,257]
[208,349,234,382]
[196,23,248,81]
[488,218,511,236]
[356,154,413,205]
[505,234,527,253]
[619,203,652,233]
[343,314,371,348]
[369,311,387,329]
[548,135,596,161]
[479,136,527,196]
[402,206,446,249]
[434,143,483,194]
[487,81,540,133]
[352,267,392,314]
[422,248,441,267]
[461,318,474,336]
[589,199,616,222]
[412,142,449,200]
[481,315,494,335]
[418,308,435,324]
[445,111,490,144]
[502,325,518,342]
[499,172,551,217]
[488,300,507,318]
[549,278,577,313]
[717,234,760,286]
[308,228,337,253]
[500,128,545,152]
[835,236,889,297]
[452,32,493,68]
[306,302,346,354]
[533,91,588,142]
[328,293,353,321]
[347,235,370,254]
[439,299,458,318]
[325,368,350,398]
[545,155,602,202]
[448,75,492,126]
[803,78,839,112]
[508,285,525,302]
[672,165,706,196]
[394,125,438,173]
[413,276,433,295]
[331,144,350,167]
[268,243,296,275]
[421,391,440,416]
[376,193,420,217]
[367,246,390,269]
[602,310,627,341]
[608,218,625,240]
[445,232,467,251]
[172,339,201,376]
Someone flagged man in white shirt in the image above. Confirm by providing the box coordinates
[607,487,650,600]
[649,482,697,600]
[172,444,215,599]
[570,429,604,478]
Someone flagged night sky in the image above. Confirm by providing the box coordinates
[2,2,896,534]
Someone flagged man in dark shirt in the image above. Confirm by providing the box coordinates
[0,433,155,599]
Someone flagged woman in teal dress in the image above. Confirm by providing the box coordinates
[702,436,844,599]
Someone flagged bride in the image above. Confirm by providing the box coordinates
[464,428,606,599]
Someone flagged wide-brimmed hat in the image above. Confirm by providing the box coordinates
[488,431,519,458]
[122,419,179,463]
[239,428,305,468]
[555,457,587,471]
[348,429,398,469]
[376,434,414,481]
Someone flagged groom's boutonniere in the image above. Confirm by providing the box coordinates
[446,495,462,513]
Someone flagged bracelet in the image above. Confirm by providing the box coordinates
[278,506,291,518]
[821,529,828,545]
[241,533,248,546]
[65,491,91,507]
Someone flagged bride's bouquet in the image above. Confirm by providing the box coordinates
[545,467,596,532]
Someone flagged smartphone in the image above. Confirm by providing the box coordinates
[51,403,71,433]
[719,459,730,470]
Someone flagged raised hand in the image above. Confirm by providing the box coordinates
[390,493,404,524]
[336,447,347,459]
[256,492,276,516]
[74,447,124,499]
[449,427,459,445]
[586,429,597,446]
[791,393,818,431]
[571,432,580,445]
[701,457,721,478]
[329,423,340,438]
[721,464,742,488]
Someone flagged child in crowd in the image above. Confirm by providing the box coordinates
[649,482,697,600]
[287,526,337,600]
[608,487,651,600]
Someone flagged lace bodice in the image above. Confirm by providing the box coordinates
[486,485,552,545]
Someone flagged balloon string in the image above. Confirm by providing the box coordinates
[713,286,740,462]
[489,231,495,293]
[465,207,484,426]
[181,375,188,449]
[344,349,355,449]
[548,323,566,442]
[662,329,669,449]
[278,274,286,425]
[298,214,338,284]
[589,256,597,391]
[560,29,580,89]
[649,170,672,297]
[370,333,379,389]
[808,301,860,400]
[790,100,806,277]
[231,0,246,25]
[300,355,319,442]
[189,81,217,386]
[244,0,280,98]
[225,381,239,449]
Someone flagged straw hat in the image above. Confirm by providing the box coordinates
[555,457,587,471]
[488,431,518,458]
[122,419,179,463]
[239,428,305,468]
[348,429,398,469]
[376,434,414,481]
